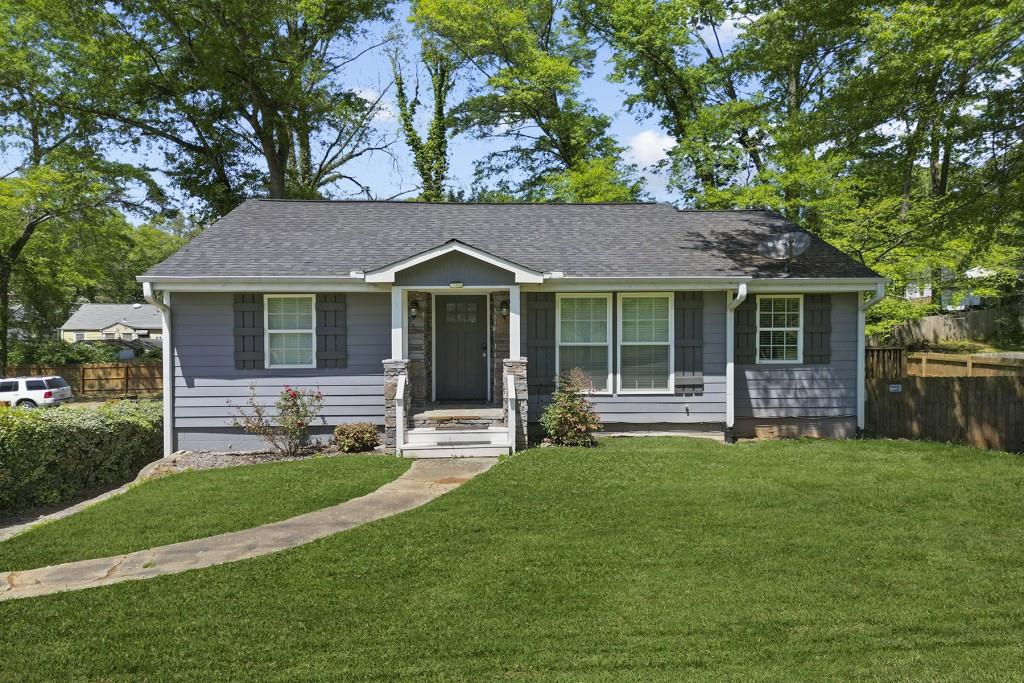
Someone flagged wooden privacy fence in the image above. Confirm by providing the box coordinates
[866,347,1024,378]
[3,363,162,398]
[865,347,907,378]
[866,377,1024,453]
[906,352,1024,377]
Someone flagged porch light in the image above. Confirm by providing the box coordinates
[449,281,464,288]
[499,300,510,318]
[408,301,419,319]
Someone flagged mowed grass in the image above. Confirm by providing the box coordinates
[3,437,1024,681]
[0,455,410,570]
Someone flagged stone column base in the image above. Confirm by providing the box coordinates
[383,359,410,451]
[503,359,529,449]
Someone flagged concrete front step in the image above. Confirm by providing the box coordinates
[406,426,509,445]
[401,444,511,458]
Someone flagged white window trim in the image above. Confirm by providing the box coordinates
[755,294,804,364]
[617,292,675,394]
[264,294,317,369]
[555,293,613,394]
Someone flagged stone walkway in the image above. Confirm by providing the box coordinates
[0,458,496,602]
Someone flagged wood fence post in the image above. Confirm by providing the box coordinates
[966,356,974,377]
[920,355,928,377]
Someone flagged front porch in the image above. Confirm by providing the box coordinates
[383,286,529,457]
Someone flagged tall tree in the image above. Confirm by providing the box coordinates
[48,0,394,216]
[413,0,639,200]
[391,42,461,201]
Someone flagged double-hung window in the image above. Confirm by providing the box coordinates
[556,294,611,392]
[757,295,802,363]
[618,293,673,392]
[265,295,316,368]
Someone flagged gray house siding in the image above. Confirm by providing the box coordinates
[526,291,728,425]
[172,292,390,451]
[395,252,514,287]
[734,292,858,421]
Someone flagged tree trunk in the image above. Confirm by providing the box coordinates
[0,262,11,377]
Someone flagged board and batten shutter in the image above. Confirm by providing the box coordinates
[734,295,758,364]
[316,293,347,369]
[674,292,704,395]
[233,293,264,369]
[524,292,556,397]
[802,294,831,364]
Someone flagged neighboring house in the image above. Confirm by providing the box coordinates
[7,304,30,340]
[905,267,999,311]
[139,200,885,457]
[60,304,164,343]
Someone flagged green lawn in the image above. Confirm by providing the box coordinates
[2,437,1024,681]
[0,455,410,570]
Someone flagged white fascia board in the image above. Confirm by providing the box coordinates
[137,277,386,293]
[524,278,752,292]
[363,241,544,284]
[745,278,887,293]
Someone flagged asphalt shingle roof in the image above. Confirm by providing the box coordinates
[61,304,163,331]
[143,200,880,280]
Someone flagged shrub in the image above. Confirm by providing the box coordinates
[333,422,380,453]
[539,368,602,447]
[0,401,163,513]
[231,386,324,457]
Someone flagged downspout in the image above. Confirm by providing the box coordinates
[144,282,174,457]
[856,282,886,436]
[725,283,748,443]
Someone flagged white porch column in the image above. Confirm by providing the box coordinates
[508,285,521,360]
[390,286,405,360]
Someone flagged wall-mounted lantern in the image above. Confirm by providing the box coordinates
[498,300,510,318]
[409,301,419,320]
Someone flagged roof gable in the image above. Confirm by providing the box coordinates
[364,240,544,284]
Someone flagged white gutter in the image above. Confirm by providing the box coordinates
[725,283,748,441]
[856,282,887,434]
[143,281,174,457]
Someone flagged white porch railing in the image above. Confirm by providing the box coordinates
[504,373,517,453]
[395,373,407,455]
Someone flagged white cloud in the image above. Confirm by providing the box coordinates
[355,87,396,123]
[626,129,676,167]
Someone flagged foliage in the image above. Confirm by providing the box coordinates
[0,400,162,513]
[539,367,601,446]
[391,41,461,202]
[573,0,1024,314]
[412,0,639,200]
[0,456,410,570]
[6,339,120,366]
[231,386,325,457]
[866,296,940,341]
[33,0,394,214]
[333,422,381,453]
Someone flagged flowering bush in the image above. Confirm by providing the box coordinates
[539,367,602,447]
[333,422,380,453]
[231,386,324,457]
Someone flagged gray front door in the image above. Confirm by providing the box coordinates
[435,295,488,401]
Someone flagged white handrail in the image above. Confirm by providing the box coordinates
[395,373,407,455]
[504,374,517,453]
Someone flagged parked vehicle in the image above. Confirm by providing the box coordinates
[0,376,74,408]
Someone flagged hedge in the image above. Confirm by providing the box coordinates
[0,401,163,513]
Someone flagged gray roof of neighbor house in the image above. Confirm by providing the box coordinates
[61,304,163,331]
[142,199,881,280]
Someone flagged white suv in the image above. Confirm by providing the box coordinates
[0,376,74,408]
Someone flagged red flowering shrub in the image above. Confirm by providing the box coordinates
[231,385,324,457]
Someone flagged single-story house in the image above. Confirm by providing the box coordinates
[139,200,885,457]
[60,303,164,343]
